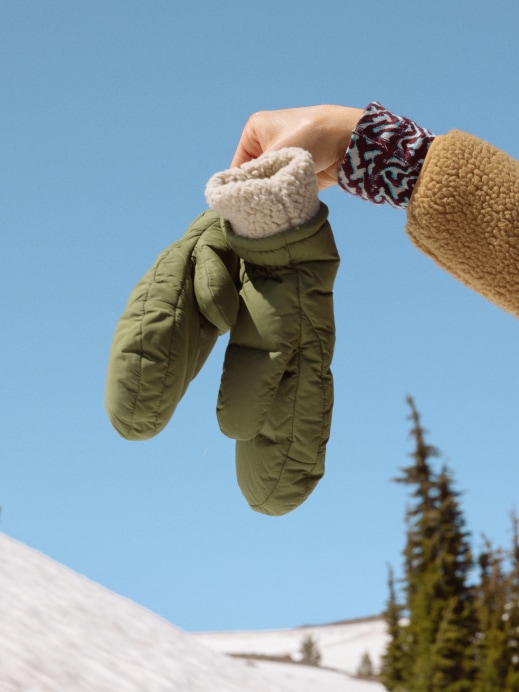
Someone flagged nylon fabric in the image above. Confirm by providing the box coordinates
[217,204,340,515]
[105,211,239,440]
[105,205,340,517]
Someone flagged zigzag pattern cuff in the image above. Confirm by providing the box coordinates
[339,101,436,209]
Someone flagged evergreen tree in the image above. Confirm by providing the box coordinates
[473,539,509,691]
[356,651,376,679]
[428,467,477,689]
[503,513,519,690]
[390,397,475,691]
[380,565,408,691]
[299,634,321,667]
[382,398,519,690]
[473,514,519,691]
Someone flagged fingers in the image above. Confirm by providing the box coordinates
[231,105,363,184]
[230,113,265,167]
[229,110,296,167]
[229,106,362,187]
[230,108,310,168]
[230,138,259,168]
[317,163,343,190]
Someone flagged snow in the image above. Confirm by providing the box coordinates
[0,532,386,691]
[192,618,388,676]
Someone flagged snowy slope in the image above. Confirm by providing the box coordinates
[0,532,386,691]
[193,616,388,677]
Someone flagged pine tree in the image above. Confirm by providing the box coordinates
[390,397,475,691]
[503,512,519,690]
[428,467,477,690]
[299,634,321,667]
[380,565,408,690]
[357,651,376,678]
[473,514,519,691]
[472,539,509,691]
[382,398,519,690]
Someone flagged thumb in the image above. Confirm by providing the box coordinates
[317,162,343,190]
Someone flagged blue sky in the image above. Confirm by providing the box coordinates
[2,1,519,632]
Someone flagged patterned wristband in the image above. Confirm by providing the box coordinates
[338,101,435,209]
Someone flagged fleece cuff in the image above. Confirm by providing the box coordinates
[204,147,320,238]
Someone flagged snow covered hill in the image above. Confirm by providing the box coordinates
[193,616,388,677]
[0,532,386,691]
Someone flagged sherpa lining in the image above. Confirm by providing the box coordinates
[205,147,320,238]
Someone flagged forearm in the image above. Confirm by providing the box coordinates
[406,130,519,317]
[340,102,519,317]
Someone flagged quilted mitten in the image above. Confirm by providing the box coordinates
[205,148,340,516]
[105,211,240,440]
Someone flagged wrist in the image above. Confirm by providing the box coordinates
[325,105,364,151]
[309,105,364,164]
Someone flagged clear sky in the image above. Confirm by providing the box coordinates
[2,0,519,633]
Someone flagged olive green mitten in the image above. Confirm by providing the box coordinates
[206,148,340,516]
[105,211,240,440]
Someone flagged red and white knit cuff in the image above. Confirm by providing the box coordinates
[339,101,435,209]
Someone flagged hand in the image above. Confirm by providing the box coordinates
[230,105,364,190]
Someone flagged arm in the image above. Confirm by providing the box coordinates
[232,102,519,317]
[406,130,519,317]
[340,103,519,316]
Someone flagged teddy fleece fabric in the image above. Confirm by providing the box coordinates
[205,147,320,237]
[406,130,519,318]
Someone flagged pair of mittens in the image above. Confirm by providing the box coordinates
[206,148,340,516]
[105,148,339,516]
[105,211,240,440]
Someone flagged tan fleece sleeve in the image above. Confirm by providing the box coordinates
[406,130,519,317]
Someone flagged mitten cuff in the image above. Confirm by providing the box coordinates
[205,147,320,238]
[221,203,334,268]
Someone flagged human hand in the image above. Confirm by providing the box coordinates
[230,105,364,190]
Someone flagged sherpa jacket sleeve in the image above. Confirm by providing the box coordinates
[405,130,519,318]
[339,102,519,318]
